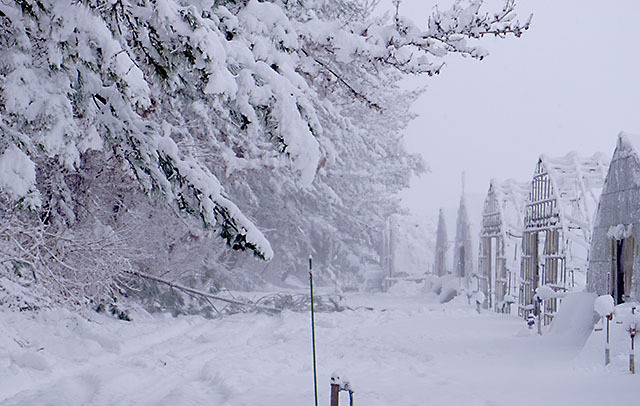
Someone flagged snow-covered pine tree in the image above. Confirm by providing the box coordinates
[434,209,449,277]
[453,194,474,279]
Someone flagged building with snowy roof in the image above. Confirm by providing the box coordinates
[519,152,608,324]
[588,133,640,305]
[478,179,529,313]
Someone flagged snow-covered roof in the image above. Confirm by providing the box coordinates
[524,151,608,274]
[618,132,640,158]
[539,151,607,239]
[480,178,529,272]
[481,178,529,238]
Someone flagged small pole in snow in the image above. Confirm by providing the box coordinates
[536,296,543,336]
[629,307,636,374]
[330,381,340,406]
[605,314,612,366]
[330,373,355,406]
[309,255,319,406]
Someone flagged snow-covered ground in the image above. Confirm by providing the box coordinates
[1,286,638,405]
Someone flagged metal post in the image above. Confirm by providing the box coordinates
[330,375,354,406]
[605,315,611,366]
[309,255,318,406]
[630,308,636,374]
[631,335,635,374]
[536,298,542,335]
[330,383,340,406]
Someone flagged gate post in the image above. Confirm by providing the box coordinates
[330,382,340,406]
[330,373,354,406]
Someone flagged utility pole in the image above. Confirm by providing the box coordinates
[309,255,318,406]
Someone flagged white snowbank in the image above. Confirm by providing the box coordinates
[594,295,615,317]
[0,290,638,405]
[439,276,460,303]
[548,291,598,346]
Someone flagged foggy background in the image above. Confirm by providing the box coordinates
[386,0,640,227]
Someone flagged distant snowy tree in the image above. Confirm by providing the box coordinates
[434,209,449,277]
[453,194,474,279]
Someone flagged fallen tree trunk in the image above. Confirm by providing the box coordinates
[128,270,281,314]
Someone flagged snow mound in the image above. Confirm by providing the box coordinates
[425,275,444,295]
[439,277,460,304]
[548,292,598,345]
[535,285,557,301]
[594,295,615,317]
[0,277,52,312]
[10,350,50,371]
[388,280,423,296]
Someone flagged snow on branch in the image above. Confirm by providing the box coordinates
[379,0,532,75]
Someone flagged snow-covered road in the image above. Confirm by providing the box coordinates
[1,290,638,405]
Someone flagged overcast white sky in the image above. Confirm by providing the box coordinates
[384,0,640,224]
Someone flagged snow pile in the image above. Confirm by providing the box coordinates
[424,274,444,295]
[607,224,633,239]
[548,292,598,345]
[535,285,558,301]
[439,276,461,303]
[387,280,424,296]
[594,295,615,317]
